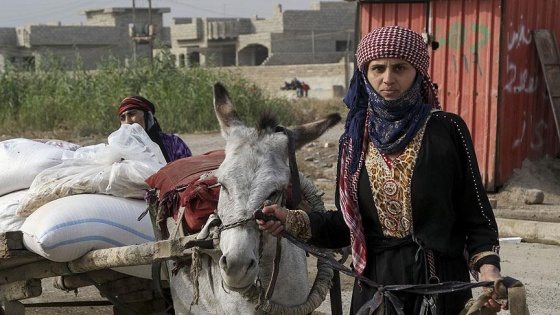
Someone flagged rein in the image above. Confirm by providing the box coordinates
[275,126,302,207]
[273,228,528,315]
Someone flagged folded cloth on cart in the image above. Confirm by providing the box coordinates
[20,193,156,279]
[0,138,73,197]
[17,124,166,217]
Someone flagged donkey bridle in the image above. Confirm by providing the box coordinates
[217,191,285,300]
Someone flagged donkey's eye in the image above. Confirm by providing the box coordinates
[219,183,228,194]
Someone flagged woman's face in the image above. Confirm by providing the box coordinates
[119,109,146,129]
[366,58,417,100]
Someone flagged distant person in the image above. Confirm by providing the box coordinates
[291,77,304,97]
[302,81,310,97]
[118,96,192,163]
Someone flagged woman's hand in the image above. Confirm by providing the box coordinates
[480,264,508,312]
[255,201,288,237]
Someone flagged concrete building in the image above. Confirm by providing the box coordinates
[0,2,356,71]
[0,7,169,71]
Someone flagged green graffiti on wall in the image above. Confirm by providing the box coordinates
[436,23,490,75]
[436,22,489,54]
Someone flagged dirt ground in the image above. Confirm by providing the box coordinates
[13,120,560,314]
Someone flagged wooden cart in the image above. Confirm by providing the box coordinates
[0,231,198,315]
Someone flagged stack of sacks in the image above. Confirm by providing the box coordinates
[17,124,167,279]
[0,139,75,232]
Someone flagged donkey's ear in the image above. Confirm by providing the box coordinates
[291,113,342,150]
[213,82,245,136]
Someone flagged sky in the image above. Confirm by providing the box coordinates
[0,0,341,28]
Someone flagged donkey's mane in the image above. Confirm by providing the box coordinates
[256,110,278,136]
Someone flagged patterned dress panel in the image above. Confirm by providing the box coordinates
[364,125,426,238]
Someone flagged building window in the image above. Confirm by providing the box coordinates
[336,40,351,52]
[179,54,185,68]
[188,52,200,66]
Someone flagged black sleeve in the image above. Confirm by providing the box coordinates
[307,209,351,249]
[411,112,500,267]
[450,114,500,260]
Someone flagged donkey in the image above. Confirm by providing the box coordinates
[168,82,341,314]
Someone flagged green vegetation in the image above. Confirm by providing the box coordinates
[1,52,336,140]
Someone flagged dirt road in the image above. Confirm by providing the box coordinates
[20,242,560,315]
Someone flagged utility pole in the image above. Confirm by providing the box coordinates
[129,0,155,63]
[132,0,136,61]
[148,0,153,62]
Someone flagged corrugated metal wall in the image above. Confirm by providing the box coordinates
[359,2,428,36]
[429,0,502,189]
[358,0,560,191]
[497,0,560,187]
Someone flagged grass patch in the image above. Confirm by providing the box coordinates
[0,51,346,141]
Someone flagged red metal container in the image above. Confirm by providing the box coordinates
[357,0,560,191]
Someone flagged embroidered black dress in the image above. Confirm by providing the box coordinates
[307,112,500,315]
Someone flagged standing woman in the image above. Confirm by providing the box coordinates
[118,96,192,162]
[258,26,504,314]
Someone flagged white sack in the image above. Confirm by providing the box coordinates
[17,124,166,217]
[0,139,67,196]
[32,139,81,151]
[0,190,28,232]
[20,194,156,279]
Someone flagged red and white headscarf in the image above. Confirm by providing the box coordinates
[356,25,440,108]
